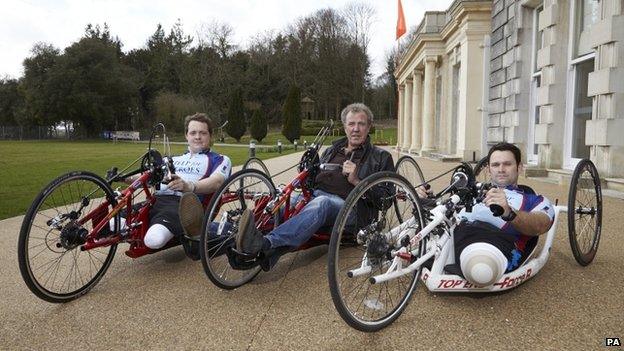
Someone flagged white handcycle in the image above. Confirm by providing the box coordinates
[327,159,602,332]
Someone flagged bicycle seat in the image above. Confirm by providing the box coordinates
[517,236,539,266]
[515,184,539,267]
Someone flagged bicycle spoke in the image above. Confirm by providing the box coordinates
[329,172,423,330]
[19,172,117,302]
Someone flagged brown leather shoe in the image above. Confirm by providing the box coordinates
[179,192,204,239]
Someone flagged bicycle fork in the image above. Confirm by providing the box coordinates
[347,204,451,285]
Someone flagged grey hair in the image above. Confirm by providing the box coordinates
[340,103,373,125]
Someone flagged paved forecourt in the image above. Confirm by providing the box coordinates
[1,148,622,350]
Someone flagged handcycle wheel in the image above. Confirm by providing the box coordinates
[328,172,426,332]
[243,157,270,177]
[200,169,278,289]
[473,156,489,184]
[568,159,602,266]
[18,171,118,303]
[395,155,425,187]
[394,156,426,223]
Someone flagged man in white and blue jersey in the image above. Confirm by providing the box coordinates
[419,142,555,286]
[455,142,555,286]
[140,113,231,250]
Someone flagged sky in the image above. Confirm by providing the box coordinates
[1,0,454,80]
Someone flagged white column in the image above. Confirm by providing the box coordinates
[403,78,413,150]
[397,84,405,149]
[458,35,485,161]
[421,56,437,154]
[411,70,423,152]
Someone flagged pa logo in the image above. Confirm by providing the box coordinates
[606,337,621,347]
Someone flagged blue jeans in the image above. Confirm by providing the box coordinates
[266,189,345,249]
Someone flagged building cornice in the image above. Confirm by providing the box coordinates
[396,0,492,80]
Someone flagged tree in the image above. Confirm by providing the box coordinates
[281,85,301,143]
[0,78,24,125]
[153,92,209,133]
[249,109,267,142]
[45,25,140,137]
[20,42,62,128]
[197,20,236,58]
[125,20,193,129]
[11,7,376,140]
[342,2,376,53]
[225,88,245,142]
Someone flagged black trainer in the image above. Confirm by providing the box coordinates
[235,209,265,256]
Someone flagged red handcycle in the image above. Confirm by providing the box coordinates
[17,124,194,303]
[198,120,356,289]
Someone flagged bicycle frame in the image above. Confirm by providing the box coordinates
[79,170,163,258]
[351,195,568,292]
[215,166,336,254]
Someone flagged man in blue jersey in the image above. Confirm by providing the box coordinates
[123,113,231,251]
[419,142,555,286]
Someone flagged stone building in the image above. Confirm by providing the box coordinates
[395,0,493,161]
[487,0,624,187]
[398,0,624,187]
[487,0,623,185]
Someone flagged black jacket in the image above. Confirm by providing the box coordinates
[319,136,395,229]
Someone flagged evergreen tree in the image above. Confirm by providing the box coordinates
[281,85,301,143]
[225,88,245,142]
[249,109,267,142]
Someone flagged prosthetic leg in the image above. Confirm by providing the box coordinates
[460,243,508,287]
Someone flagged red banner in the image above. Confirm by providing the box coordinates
[396,0,407,40]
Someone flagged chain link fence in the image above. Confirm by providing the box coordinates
[0,126,73,140]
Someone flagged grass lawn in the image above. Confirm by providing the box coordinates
[0,140,298,220]
[0,127,396,220]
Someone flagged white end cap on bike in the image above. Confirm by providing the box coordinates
[460,243,508,287]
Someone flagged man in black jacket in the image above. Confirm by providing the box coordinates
[236,103,395,264]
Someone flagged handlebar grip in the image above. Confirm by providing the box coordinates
[319,163,342,171]
[168,157,175,174]
[106,167,118,181]
[490,204,504,217]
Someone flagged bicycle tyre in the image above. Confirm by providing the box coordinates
[243,157,270,177]
[473,156,489,184]
[200,169,277,289]
[568,159,602,266]
[395,155,426,187]
[328,171,425,332]
[18,171,118,303]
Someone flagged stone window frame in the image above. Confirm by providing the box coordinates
[527,3,544,164]
[564,0,598,168]
[566,55,595,165]
[530,4,544,75]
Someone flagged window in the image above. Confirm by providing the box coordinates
[565,0,597,166]
[575,0,600,57]
[580,0,600,32]
[528,5,543,162]
[571,58,594,159]
[531,5,544,74]
[530,75,541,155]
